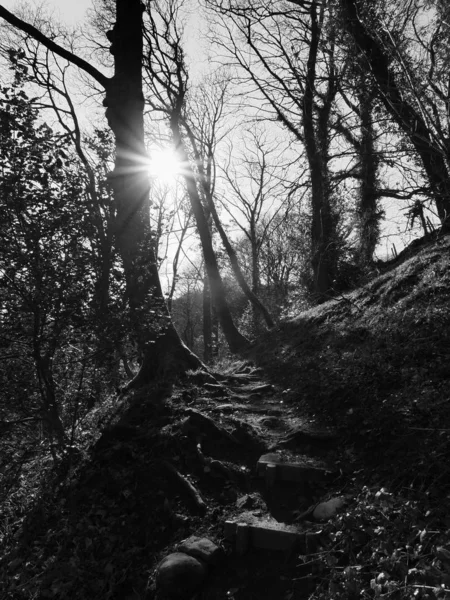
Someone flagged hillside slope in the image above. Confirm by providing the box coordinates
[250,230,450,485]
[1,232,450,600]
[251,230,450,479]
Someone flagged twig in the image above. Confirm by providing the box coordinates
[408,427,450,432]
[411,585,450,593]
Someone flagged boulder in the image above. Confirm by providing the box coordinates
[156,552,207,599]
[176,536,223,567]
[313,497,345,521]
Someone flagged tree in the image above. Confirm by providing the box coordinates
[236,208,310,313]
[0,0,203,387]
[333,50,383,268]
[219,127,294,328]
[338,0,450,226]
[184,76,276,330]
[143,0,249,351]
[171,264,204,353]
[207,0,346,300]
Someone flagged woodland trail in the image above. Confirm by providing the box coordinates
[147,365,344,599]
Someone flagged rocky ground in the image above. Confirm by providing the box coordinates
[1,231,450,600]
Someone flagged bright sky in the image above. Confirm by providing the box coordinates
[2,0,206,78]
[0,0,424,265]
[2,0,93,23]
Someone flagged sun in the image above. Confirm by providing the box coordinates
[147,147,181,184]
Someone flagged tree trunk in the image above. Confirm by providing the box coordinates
[104,0,203,386]
[303,2,334,300]
[202,269,213,364]
[341,0,450,225]
[212,304,219,359]
[357,83,380,266]
[0,1,205,389]
[250,223,261,333]
[35,354,66,447]
[183,124,275,328]
[204,188,275,328]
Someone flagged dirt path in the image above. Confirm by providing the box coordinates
[155,366,343,599]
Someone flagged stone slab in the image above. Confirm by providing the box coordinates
[256,453,333,485]
[224,518,320,554]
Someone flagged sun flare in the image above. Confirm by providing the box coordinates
[147,148,181,184]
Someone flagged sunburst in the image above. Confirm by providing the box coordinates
[147,147,181,184]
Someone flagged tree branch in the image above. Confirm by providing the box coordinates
[0,5,110,89]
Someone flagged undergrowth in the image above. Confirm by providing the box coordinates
[1,233,450,600]
[308,486,450,600]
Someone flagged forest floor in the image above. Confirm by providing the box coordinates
[1,231,450,600]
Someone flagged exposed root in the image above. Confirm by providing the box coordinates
[123,325,207,391]
[195,443,239,483]
[160,460,207,515]
[182,409,240,445]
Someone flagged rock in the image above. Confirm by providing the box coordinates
[224,516,320,553]
[236,494,253,509]
[257,453,334,484]
[313,497,345,521]
[236,493,267,512]
[176,536,223,566]
[156,552,207,599]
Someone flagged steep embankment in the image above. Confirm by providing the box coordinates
[251,231,450,486]
[1,232,450,600]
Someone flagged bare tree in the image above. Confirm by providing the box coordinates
[207,0,345,300]
[219,127,295,327]
[183,77,276,329]
[143,0,249,351]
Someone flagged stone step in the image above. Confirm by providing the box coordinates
[224,514,320,555]
[256,453,334,487]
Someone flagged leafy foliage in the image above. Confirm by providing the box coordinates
[0,67,125,486]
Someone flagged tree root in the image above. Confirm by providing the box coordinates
[182,409,239,445]
[123,325,207,391]
[195,442,238,483]
[160,460,207,515]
